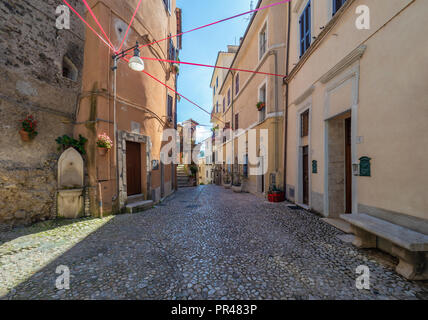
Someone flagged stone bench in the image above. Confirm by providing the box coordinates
[341,213,428,280]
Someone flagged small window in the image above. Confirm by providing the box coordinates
[235,73,240,95]
[259,83,266,121]
[301,110,309,137]
[227,89,231,106]
[216,77,218,88]
[223,97,226,112]
[168,36,175,60]
[259,24,267,59]
[62,56,78,81]
[333,0,347,16]
[299,1,311,57]
[163,0,171,13]
[167,95,173,118]
[235,113,239,130]
[243,154,248,177]
[216,101,219,113]
[213,86,216,96]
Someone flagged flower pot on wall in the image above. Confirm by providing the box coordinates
[98,147,108,156]
[19,130,31,142]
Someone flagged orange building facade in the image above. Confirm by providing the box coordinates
[75,0,181,216]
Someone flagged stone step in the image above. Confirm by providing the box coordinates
[126,194,145,205]
[126,200,154,214]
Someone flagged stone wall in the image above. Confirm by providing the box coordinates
[0,0,85,226]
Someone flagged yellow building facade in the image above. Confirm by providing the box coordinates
[213,0,288,195]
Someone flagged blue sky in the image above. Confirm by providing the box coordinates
[176,0,252,141]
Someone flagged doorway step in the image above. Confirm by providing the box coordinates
[127,194,145,205]
[322,218,352,234]
[126,194,153,214]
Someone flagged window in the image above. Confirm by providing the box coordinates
[299,1,311,57]
[167,95,173,119]
[62,56,78,81]
[301,110,309,137]
[213,86,216,96]
[333,0,347,16]
[259,83,266,121]
[223,97,226,112]
[235,73,240,95]
[235,113,239,130]
[216,77,218,88]
[227,88,231,106]
[243,154,248,178]
[162,0,171,13]
[259,24,267,59]
[168,36,175,60]
[216,101,219,113]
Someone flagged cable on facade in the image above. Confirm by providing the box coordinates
[82,0,115,51]
[117,0,143,53]
[138,0,292,52]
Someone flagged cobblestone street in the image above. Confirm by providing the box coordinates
[1,185,427,300]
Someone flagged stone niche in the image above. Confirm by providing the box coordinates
[57,148,84,219]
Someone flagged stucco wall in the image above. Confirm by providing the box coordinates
[285,0,428,221]
[76,0,179,214]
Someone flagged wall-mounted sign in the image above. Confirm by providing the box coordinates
[359,156,371,177]
[152,160,159,171]
[312,160,318,174]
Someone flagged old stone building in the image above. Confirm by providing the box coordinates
[0,0,85,226]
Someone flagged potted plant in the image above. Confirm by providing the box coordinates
[96,133,113,156]
[223,171,232,189]
[189,164,198,186]
[256,101,266,111]
[19,115,38,142]
[267,185,285,203]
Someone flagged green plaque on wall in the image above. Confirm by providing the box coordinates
[312,160,318,174]
[359,157,371,177]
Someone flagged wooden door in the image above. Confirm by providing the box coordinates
[345,118,352,213]
[126,142,142,196]
[302,146,309,205]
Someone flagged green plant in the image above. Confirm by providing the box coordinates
[256,101,266,111]
[21,115,38,138]
[56,134,88,155]
[96,133,113,149]
[189,165,198,177]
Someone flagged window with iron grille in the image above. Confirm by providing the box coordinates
[299,1,311,57]
[333,0,347,16]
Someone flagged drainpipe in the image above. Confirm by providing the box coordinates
[268,49,279,177]
[231,71,235,186]
[112,57,120,209]
[283,2,291,196]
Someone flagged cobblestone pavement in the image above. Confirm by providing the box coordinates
[1,185,427,300]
